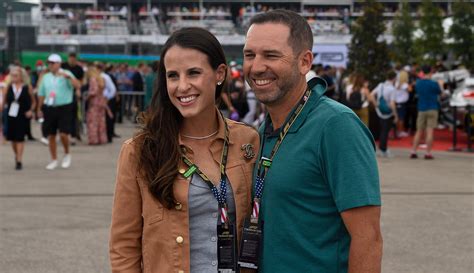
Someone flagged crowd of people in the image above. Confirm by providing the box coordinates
[0,50,452,172]
[0,53,159,171]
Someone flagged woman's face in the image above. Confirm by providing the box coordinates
[10,69,22,84]
[164,45,225,120]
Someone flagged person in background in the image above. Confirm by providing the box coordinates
[114,63,133,118]
[346,73,370,126]
[144,61,158,109]
[86,66,109,145]
[105,64,120,139]
[23,65,36,141]
[3,67,35,170]
[37,54,81,170]
[131,62,146,115]
[395,67,410,138]
[96,62,117,143]
[62,53,84,144]
[370,70,399,158]
[410,65,443,160]
[319,65,336,99]
[1,68,9,143]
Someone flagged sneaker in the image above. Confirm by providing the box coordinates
[377,150,393,158]
[46,160,58,170]
[15,162,22,170]
[61,154,71,169]
[40,137,49,146]
[397,131,409,138]
[410,153,418,159]
[424,154,434,160]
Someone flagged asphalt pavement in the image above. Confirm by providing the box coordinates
[0,122,472,273]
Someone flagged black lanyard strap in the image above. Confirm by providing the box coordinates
[251,87,312,221]
[180,111,231,222]
[256,88,312,182]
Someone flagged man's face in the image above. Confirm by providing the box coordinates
[243,23,302,106]
[68,56,77,65]
[48,61,61,73]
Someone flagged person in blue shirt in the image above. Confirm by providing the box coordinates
[411,65,442,159]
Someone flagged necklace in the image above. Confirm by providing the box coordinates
[181,130,219,140]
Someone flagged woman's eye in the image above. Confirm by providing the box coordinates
[167,73,178,79]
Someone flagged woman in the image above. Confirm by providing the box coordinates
[3,67,35,170]
[86,66,108,145]
[109,28,259,273]
[346,73,370,126]
[395,69,410,138]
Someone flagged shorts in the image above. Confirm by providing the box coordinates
[43,103,74,136]
[396,103,407,120]
[416,110,438,130]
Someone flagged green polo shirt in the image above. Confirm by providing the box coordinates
[38,71,75,106]
[256,79,381,273]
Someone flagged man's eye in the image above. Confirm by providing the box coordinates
[244,54,255,59]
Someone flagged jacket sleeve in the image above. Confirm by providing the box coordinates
[109,142,143,273]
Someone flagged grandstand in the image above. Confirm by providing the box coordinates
[0,0,459,67]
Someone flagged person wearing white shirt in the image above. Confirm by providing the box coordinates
[369,71,399,158]
[97,63,118,143]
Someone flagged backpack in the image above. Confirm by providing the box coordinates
[378,85,392,115]
[348,90,363,110]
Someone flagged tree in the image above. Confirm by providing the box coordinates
[392,0,415,64]
[415,0,445,65]
[348,0,391,88]
[449,0,474,71]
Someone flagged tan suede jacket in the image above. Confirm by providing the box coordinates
[109,117,259,273]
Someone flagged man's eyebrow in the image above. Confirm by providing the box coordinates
[262,50,282,55]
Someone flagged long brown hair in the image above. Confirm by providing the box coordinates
[135,28,227,209]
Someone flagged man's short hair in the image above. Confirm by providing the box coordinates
[386,70,397,80]
[68,52,77,58]
[421,65,432,75]
[249,9,313,55]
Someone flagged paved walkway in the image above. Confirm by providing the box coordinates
[0,122,472,273]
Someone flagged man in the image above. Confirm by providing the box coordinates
[61,53,84,144]
[96,62,117,143]
[369,71,399,158]
[38,54,80,170]
[410,65,442,159]
[242,10,382,273]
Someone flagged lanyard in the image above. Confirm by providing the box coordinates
[252,87,312,220]
[181,112,231,224]
[12,84,22,101]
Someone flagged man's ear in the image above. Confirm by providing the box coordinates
[299,49,314,75]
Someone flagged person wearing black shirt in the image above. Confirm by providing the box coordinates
[62,53,84,143]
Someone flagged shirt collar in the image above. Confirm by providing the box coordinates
[262,77,327,137]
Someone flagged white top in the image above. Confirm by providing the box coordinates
[394,82,409,104]
[372,81,397,119]
[101,72,117,100]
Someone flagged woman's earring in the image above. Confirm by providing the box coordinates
[217,81,222,85]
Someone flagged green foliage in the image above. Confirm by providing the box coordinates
[348,0,391,89]
[392,0,415,64]
[415,0,445,66]
[449,0,474,71]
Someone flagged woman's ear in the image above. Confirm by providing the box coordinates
[216,64,227,84]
